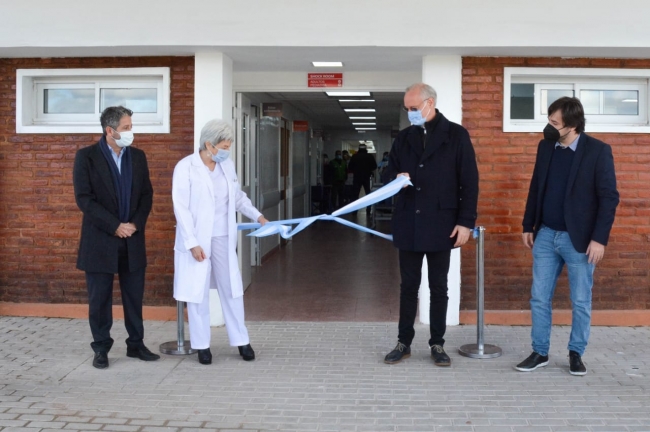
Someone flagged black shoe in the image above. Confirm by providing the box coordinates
[384,342,411,364]
[569,350,587,376]
[430,344,451,367]
[238,344,255,361]
[126,345,161,361]
[92,351,109,369]
[197,348,212,365]
[515,352,549,372]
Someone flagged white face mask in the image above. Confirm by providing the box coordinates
[211,148,230,163]
[111,130,134,148]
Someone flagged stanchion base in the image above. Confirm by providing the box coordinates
[458,344,502,359]
[159,341,197,355]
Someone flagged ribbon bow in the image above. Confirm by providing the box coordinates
[237,176,412,241]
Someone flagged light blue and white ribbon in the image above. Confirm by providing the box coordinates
[237,176,412,241]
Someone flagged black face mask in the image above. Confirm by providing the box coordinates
[543,123,560,142]
[543,123,572,142]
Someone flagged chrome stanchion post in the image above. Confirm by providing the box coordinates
[159,301,197,355]
[459,226,502,359]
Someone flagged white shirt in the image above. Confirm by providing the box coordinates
[208,163,229,236]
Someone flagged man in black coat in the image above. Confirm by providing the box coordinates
[515,97,619,376]
[73,106,159,369]
[347,144,377,213]
[384,83,479,367]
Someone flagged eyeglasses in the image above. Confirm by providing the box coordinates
[402,99,430,112]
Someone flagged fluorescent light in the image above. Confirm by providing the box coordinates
[312,61,343,67]
[326,91,371,97]
[349,116,376,120]
[344,108,375,112]
[352,123,376,126]
[355,127,376,130]
[622,99,638,102]
[339,99,375,102]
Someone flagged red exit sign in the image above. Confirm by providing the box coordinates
[308,73,343,88]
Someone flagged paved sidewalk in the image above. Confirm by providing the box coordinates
[0,317,649,432]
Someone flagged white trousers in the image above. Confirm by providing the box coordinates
[187,236,250,349]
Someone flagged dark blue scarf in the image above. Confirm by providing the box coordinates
[99,136,132,223]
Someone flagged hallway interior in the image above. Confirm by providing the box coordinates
[244,214,401,321]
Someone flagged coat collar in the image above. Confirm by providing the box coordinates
[406,111,451,161]
[89,141,118,207]
[191,150,216,199]
[566,133,587,193]
[537,133,587,195]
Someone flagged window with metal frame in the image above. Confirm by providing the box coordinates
[17,68,170,134]
[504,67,649,133]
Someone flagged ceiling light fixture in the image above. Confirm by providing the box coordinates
[312,61,343,67]
[344,108,375,112]
[348,116,376,120]
[352,123,376,126]
[327,91,371,97]
[355,127,376,130]
[338,99,375,102]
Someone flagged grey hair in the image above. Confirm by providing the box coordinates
[100,106,133,135]
[199,119,234,151]
[405,83,437,105]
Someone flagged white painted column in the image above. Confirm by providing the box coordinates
[194,51,234,327]
[418,55,463,326]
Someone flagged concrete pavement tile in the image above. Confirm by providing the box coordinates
[26,421,66,428]
[100,426,141,432]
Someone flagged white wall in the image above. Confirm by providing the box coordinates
[193,52,234,327]
[3,1,649,53]
[419,55,464,326]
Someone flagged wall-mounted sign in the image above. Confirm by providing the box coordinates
[293,120,309,132]
[262,103,283,117]
[308,73,343,88]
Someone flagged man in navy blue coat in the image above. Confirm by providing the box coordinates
[515,97,619,376]
[383,83,479,367]
[73,106,160,369]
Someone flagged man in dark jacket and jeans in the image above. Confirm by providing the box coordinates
[515,97,619,376]
[383,83,479,367]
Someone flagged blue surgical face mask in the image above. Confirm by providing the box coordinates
[211,148,230,163]
[407,100,431,126]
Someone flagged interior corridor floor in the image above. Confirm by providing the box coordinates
[244,213,401,321]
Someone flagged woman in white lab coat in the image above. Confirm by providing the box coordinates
[172,119,268,365]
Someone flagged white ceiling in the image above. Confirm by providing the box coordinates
[246,91,404,131]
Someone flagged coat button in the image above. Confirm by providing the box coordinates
[416,210,421,214]
[419,164,424,168]
[416,187,421,191]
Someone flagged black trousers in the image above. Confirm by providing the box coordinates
[352,177,371,211]
[398,249,451,347]
[85,240,145,353]
[331,182,345,209]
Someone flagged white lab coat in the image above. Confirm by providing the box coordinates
[172,152,262,304]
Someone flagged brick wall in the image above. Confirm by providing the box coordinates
[0,56,194,306]
[461,57,650,311]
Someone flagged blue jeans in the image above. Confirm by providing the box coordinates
[530,226,595,356]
